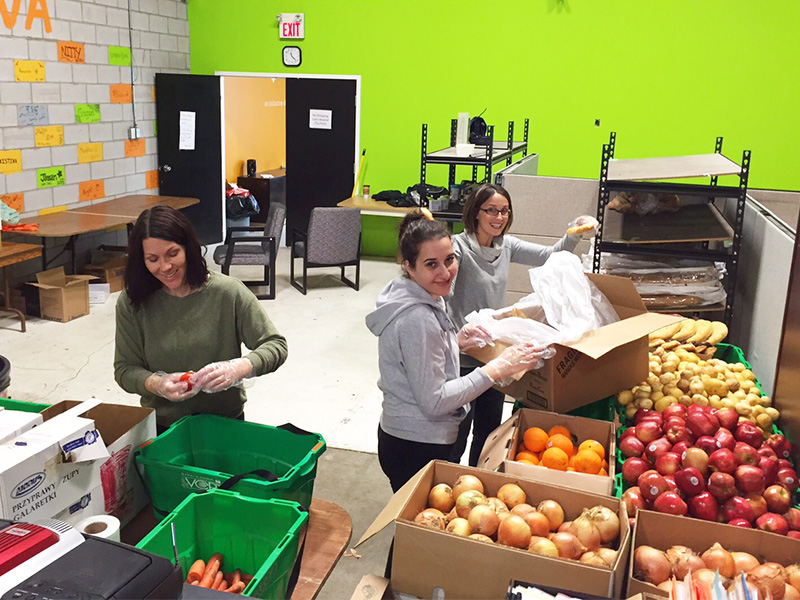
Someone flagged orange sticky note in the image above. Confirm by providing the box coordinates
[58,41,85,63]
[125,138,145,157]
[145,170,159,189]
[1,193,24,213]
[79,180,105,202]
[110,83,132,104]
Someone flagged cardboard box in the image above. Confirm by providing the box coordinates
[88,282,111,304]
[43,401,156,527]
[83,255,126,293]
[51,484,104,526]
[0,400,109,521]
[467,273,684,414]
[479,409,618,496]
[0,407,43,444]
[627,510,800,598]
[10,285,40,318]
[28,267,95,323]
[357,461,630,600]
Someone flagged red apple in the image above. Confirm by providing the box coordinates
[765,434,793,460]
[714,428,736,452]
[759,456,779,486]
[776,468,799,493]
[662,404,688,420]
[635,421,662,444]
[635,408,663,425]
[763,484,792,514]
[621,486,646,517]
[638,470,671,503]
[672,441,691,458]
[645,438,673,463]
[620,427,637,441]
[619,435,645,458]
[666,424,692,445]
[674,467,706,496]
[756,513,790,536]
[788,531,800,540]
[745,493,768,520]
[687,492,719,521]
[686,411,720,439]
[695,436,719,456]
[707,472,737,502]
[653,491,688,516]
[708,448,737,474]
[663,475,679,494]
[758,445,778,460]
[682,447,709,475]
[663,415,686,431]
[622,457,651,485]
[735,465,766,493]
[655,452,682,476]
[733,441,760,466]
[721,496,756,523]
[777,459,793,471]
[735,422,763,448]
[728,518,753,528]
[783,507,800,531]
[716,408,739,430]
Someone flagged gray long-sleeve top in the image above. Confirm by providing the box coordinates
[365,275,494,444]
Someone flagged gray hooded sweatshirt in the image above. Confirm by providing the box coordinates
[366,275,494,444]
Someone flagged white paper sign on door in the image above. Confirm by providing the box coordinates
[179,111,196,150]
[309,109,332,130]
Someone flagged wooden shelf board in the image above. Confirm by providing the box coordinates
[602,203,734,244]
[608,153,742,181]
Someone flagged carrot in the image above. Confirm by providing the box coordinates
[230,569,242,586]
[226,581,246,594]
[190,581,199,586]
[198,553,223,588]
[241,574,253,584]
[218,579,229,592]
[186,559,205,584]
[211,571,224,590]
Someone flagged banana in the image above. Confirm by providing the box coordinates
[649,338,665,349]
[687,319,713,344]
[672,318,698,342]
[648,321,683,342]
[706,321,729,345]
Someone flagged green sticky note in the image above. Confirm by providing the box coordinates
[37,166,66,188]
[153,121,157,136]
[108,46,131,66]
[75,103,101,123]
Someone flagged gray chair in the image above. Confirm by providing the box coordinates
[213,203,286,299]
[290,207,361,295]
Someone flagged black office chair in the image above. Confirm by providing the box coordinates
[290,207,361,295]
[213,203,286,299]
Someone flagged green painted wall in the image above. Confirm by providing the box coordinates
[189,1,799,253]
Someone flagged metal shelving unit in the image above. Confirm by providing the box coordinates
[593,132,751,325]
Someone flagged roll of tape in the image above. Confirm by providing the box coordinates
[75,514,121,543]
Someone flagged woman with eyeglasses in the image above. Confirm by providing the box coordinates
[448,182,597,466]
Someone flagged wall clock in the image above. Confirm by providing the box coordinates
[282,46,302,67]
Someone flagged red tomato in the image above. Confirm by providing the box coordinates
[180,371,194,391]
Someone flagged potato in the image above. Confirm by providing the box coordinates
[678,395,693,407]
[765,407,780,420]
[735,402,753,416]
[720,397,736,410]
[654,396,674,413]
[709,397,724,409]
[626,405,638,419]
[676,379,691,394]
[731,362,746,373]
[689,378,705,396]
[725,378,740,393]
[702,377,728,397]
[639,398,653,410]
[741,369,756,382]
[617,390,634,405]
[650,390,664,402]
[659,372,676,385]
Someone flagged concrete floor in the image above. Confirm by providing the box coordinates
[1,250,405,598]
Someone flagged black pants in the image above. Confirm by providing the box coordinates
[451,367,506,467]
[377,425,455,493]
[156,411,244,436]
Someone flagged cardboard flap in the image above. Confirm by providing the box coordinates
[476,412,520,471]
[65,275,97,285]
[34,266,68,287]
[563,312,685,359]
[587,273,647,314]
[356,461,431,547]
[349,575,390,600]
[59,428,108,462]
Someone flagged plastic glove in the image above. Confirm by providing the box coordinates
[191,358,253,393]
[457,323,494,351]
[483,343,548,386]
[146,371,199,402]
[566,215,599,240]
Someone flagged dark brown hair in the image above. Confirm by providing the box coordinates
[398,211,450,271]
[462,183,513,235]
[124,205,208,309]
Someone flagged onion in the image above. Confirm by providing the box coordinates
[452,474,485,501]
[446,507,458,523]
[414,508,446,530]
[747,562,787,600]
[468,533,494,543]
[487,497,509,515]
[565,511,601,552]
[445,517,472,537]
[657,581,674,593]
[548,532,585,560]
[558,520,573,533]
[597,547,618,567]
[467,503,500,537]
[455,489,487,519]
[666,545,706,579]
[731,551,760,575]
[693,569,731,590]
[497,514,532,549]
[537,499,565,531]
[785,565,800,593]
[524,511,551,537]
[586,505,620,544]
[428,483,454,513]
[785,583,800,600]
[510,503,536,518]
[633,545,671,585]
[701,542,736,579]
[497,483,526,508]
[580,551,613,568]
[529,536,559,557]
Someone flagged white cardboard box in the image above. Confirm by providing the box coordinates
[51,484,104,526]
[0,408,43,444]
[0,400,108,521]
[88,283,111,304]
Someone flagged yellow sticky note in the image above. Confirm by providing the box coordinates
[35,125,64,147]
[79,180,105,202]
[110,83,132,104]
[15,60,45,82]
[0,150,23,174]
[39,205,68,216]
[124,138,145,157]
[1,193,24,212]
[78,142,103,164]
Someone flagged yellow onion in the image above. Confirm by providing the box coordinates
[565,511,601,552]
[785,565,800,593]
[585,505,620,544]
[537,499,565,531]
[731,551,760,575]
[701,542,736,579]
[548,531,585,560]
[633,545,671,585]
[747,563,787,600]
[666,545,706,579]
[529,536,559,557]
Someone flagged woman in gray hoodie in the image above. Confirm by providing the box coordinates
[366,211,543,492]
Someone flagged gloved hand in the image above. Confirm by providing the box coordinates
[145,371,199,402]
[566,215,599,240]
[191,358,254,393]
[483,343,548,385]
[457,324,494,351]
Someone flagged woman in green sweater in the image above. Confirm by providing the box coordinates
[114,206,288,432]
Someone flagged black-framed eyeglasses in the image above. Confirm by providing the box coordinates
[480,207,511,217]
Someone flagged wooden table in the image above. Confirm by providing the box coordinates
[122,498,352,600]
[13,195,199,273]
[338,196,414,217]
[0,241,43,332]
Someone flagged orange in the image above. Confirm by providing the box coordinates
[573,449,603,474]
[517,459,537,465]
[598,467,608,477]
[541,447,569,471]
[546,433,574,457]
[523,427,548,453]
[567,466,576,472]
[548,425,572,439]
[515,451,539,465]
[578,439,606,461]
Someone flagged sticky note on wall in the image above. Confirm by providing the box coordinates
[58,41,85,63]
[108,46,131,66]
[79,180,105,202]
[110,84,132,104]
[35,126,64,147]
[75,104,101,123]
[15,60,45,82]
[0,150,23,175]
[18,104,49,126]
[125,139,145,157]
[37,166,66,188]
[78,143,103,164]
[1,193,24,213]
[146,170,159,189]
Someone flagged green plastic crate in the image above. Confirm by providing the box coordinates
[0,398,50,413]
[136,489,307,599]
[135,414,326,515]
[566,396,616,422]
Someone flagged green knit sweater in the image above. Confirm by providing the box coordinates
[114,271,288,427]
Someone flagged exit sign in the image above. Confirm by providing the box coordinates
[278,13,304,39]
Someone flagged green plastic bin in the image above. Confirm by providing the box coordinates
[136,489,308,599]
[0,397,50,413]
[135,414,326,515]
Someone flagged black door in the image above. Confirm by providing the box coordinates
[155,73,223,244]
[285,78,357,244]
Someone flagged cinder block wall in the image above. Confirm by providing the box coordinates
[0,0,190,287]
